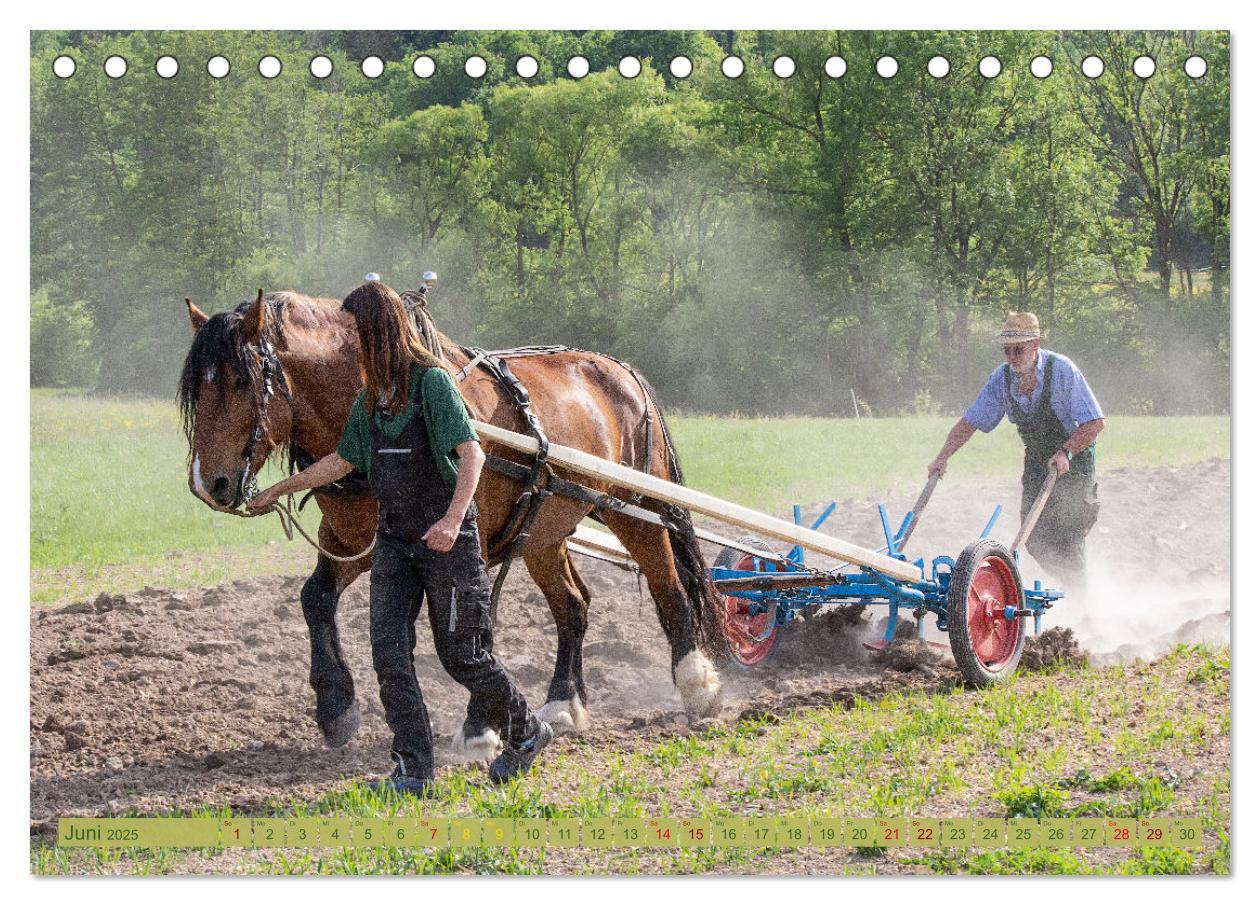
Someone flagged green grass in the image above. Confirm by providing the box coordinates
[30,390,1228,602]
[30,645,1228,876]
[30,390,309,602]
[30,390,293,568]
[672,413,1229,512]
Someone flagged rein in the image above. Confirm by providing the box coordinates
[218,494,378,563]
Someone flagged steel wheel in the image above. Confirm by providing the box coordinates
[714,538,779,667]
[946,539,1026,686]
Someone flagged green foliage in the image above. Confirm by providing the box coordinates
[1116,847,1196,875]
[31,289,97,386]
[1067,766,1141,793]
[30,30,1230,413]
[997,783,1068,818]
[1188,651,1230,684]
[919,847,1094,875]
[29,644,1229,875]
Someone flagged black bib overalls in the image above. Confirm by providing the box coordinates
[366,371,531,780]
[1006,353,1100,582]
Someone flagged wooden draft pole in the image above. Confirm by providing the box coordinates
[567,523,636,569]
[473,421,921,583]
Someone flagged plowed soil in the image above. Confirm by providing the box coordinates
[30,460,1229,832]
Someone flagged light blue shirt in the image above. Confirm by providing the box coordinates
[963,349,1104,434]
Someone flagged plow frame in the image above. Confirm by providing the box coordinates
[711,500,1063,649]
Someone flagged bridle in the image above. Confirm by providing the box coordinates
[235,336,294,505]
[189,310,378,563]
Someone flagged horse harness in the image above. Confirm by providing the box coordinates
[449,344,662,616]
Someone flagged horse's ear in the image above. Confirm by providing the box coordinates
[186,298,210,333]
[241,289,266,342]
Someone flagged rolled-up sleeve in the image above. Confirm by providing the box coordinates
[963,367,1007,433]
[1054,355,1104,428]
[423,368,479,455]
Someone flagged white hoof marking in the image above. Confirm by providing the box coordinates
[537,695,590,735]
[451,725,500,762]
[675,650,721,719]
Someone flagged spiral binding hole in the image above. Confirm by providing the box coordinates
[310,56,333,79]
[258,56,281,79]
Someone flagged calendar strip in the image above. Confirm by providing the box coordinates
[54,816,1205,850]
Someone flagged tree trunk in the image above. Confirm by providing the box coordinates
[1155,217,1174,297]
[1211,194,1225,305]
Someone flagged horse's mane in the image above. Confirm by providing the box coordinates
[176,291,335,451]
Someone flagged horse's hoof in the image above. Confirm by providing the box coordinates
[675,650,722,721]
[452,721,500,762]
[320,703,362,749]
[537,696,590,735]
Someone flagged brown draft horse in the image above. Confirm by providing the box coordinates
[178,290,727,756]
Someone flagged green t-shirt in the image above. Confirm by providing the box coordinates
[336,365,479,489]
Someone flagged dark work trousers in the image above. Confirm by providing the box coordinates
[366,369,533,780]
[1006,354,1101,585]
[369,515,532,780]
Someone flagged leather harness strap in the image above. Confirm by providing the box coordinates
[451,343,661,623]
[481,455,673,530]
[452,347,554,622]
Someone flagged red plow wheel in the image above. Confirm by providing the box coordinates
[714,539,779,667]
[946,539,1026,686]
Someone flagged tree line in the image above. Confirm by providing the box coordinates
[30,30,1229,415]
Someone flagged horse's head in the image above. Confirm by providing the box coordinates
[178,291,294,511]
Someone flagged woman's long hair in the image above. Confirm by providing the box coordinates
[341,281,445,416]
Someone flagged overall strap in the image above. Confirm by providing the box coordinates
[1036,352,1058,417]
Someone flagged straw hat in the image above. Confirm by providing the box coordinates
[997,312,1042,345]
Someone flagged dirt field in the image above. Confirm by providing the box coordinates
[29,460,1230,836]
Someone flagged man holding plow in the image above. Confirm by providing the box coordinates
[928,312,1106,585]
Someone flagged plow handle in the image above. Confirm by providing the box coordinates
[1011,470,1058,554]
[898,472,941,550]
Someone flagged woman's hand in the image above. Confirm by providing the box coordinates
[247,484,284,513]
[422,513,462,553]
[245,453,354,515]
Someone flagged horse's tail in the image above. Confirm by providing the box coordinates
[637,375,730,664]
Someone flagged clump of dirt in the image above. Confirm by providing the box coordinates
[1019,626,1089,672]
[766,604,872,666]
[869,639,948,675]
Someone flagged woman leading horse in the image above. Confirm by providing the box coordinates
[246,281,551,793]
[178,284,726,762]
